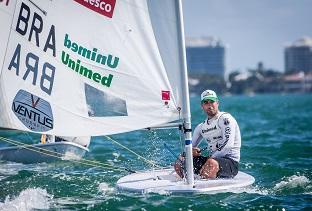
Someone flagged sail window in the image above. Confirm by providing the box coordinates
[85,84,128,117]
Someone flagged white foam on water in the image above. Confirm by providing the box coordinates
[112,152,120,162]
[230,185,269,195]
[0,188,52,211]
[242,162,254,169]
[62,151,82,160]
[51,172,72,181]
[273,175,310,190]
[112,152,120,158]
[53,195,109,209]
[144,188,170,195]
[0,162,55,182]
[98,182,115,195]
[0,162,25,179]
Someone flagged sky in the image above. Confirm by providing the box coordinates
[182,0,312,73]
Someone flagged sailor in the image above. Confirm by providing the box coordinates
[174,89,241,179]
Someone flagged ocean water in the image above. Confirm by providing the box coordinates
[0,93,311,210]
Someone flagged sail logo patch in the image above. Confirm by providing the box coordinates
[162,91,170,101]
[12,90,53,132]
[74,0,116,18]
[162,90,170,107]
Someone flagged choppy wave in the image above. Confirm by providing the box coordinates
[0,162,23,181]
[273,175,311,193]
[234,175,312,196]
[98,182,115,194]
[231,185,269,195]
[0,188,52,211]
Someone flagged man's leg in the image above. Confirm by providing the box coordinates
[200,157,239,179]
[199,158,219,179]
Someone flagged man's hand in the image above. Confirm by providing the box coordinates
[192,147,201,157]
[174,155,185,178]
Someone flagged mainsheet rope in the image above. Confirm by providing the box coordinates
[0,132,163,172]
[0,135,163,171]
[103,135,162,169]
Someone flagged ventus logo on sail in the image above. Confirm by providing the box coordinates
[12,90,54,132]
[7,2,119,97]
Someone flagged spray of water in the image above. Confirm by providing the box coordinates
[0,188,52,211]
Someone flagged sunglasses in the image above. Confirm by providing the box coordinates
[202,99,216,104]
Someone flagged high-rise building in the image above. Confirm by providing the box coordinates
[285,37,312,73]
[186,37,225,77]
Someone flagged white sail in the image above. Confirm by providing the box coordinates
[0,0,189,136]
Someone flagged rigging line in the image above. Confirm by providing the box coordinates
[104,135,163,169]
[0,136,126,172]
[0,136,127,171]
[163,143,182,162]
[21,132,122,169]
[0,136,127,172]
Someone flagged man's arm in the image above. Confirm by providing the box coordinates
[192,123,203,156]
[192,123,203,147]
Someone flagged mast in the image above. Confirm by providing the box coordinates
[176,0,194,186]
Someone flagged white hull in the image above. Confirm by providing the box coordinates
[117,168,255,194]
[0,142,89,164]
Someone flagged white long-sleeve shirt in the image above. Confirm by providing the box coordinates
[192,112,241,162]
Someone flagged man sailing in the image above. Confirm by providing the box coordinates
[174,89,241,179]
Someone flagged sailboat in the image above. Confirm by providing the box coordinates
[0,0,254,193]
[0,133,90,163]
